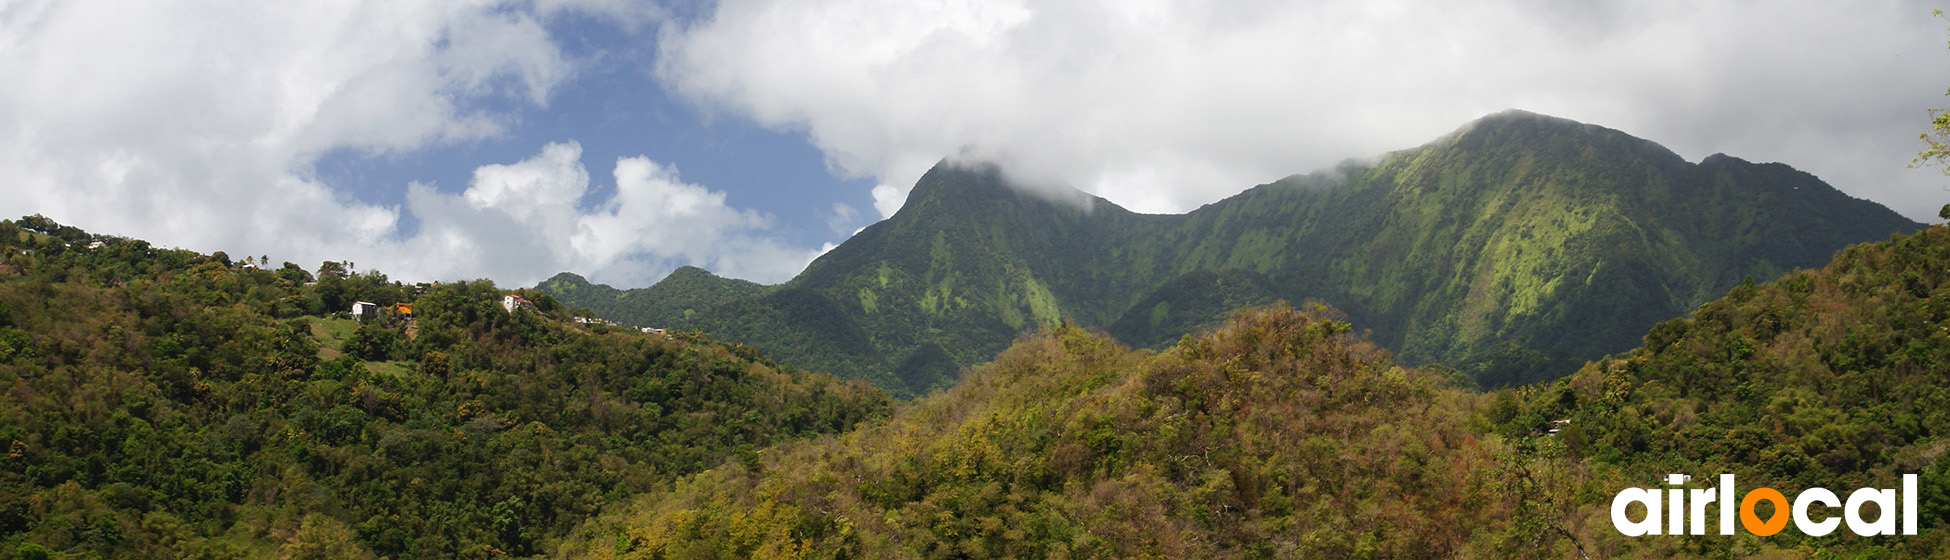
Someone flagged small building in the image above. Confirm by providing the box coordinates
[351,301,379,319]
[501,294,531,314]
[393,302,414,315]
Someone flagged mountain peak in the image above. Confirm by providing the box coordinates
[1455,109,1623,140]
[1439,109,1684,164]
[651,265,766,292]
[542,271,590,286]
[661,265,721,282]
[904,158,1009,204]
[901,158,1107,218]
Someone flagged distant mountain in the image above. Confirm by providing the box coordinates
[542,111,1922,394]
[537,266,762,328]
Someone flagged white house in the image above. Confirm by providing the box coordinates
[351,301,378,319]
[501,294,531,313]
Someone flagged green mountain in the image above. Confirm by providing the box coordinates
[536,266,763,328]
[0,216,889,559]
[543,111,1922,394]
[562,223,1950,559]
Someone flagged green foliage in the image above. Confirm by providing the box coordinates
[1105,268,1281,348]
[0,216,891,559]
[342,322,402,361]
[545,113,1919,395]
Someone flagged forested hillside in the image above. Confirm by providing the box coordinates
[0,216,890,559]
[561,223,1950,559]
[561,304,1525,559]
[544,111,1920,395]
[536,268,763,330]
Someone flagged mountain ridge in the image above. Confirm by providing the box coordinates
[542,111,1922,394]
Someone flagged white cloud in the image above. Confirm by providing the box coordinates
[659,0,1950,221]
[0,0,807,288]
[394,142,817,286]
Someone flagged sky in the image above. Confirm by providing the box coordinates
[3,0,1948,289]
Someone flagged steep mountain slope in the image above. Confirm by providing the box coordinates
[544,111,1921,393]
[1153,111,1922,385]
[1104,268,1282,348]
[776,162,1177,391]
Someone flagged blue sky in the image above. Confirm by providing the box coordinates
[3,0,1948,289]
[306,7,880,281]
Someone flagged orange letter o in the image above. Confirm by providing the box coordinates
[1741,488,1790,536]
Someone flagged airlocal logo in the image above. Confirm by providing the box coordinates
[1612,474,1918,537]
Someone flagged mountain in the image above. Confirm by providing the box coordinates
[542,111,1922,394]
[561,223,1950,559]
[1137,111,1924,386]
[537,266,763,328]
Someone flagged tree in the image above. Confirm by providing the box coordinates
[276,262,314,285]
[1920,12,1950,182]
[344,323,401,361]
[317,261,348,280]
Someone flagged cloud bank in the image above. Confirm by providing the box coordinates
[659,0,1950,221]
[6,0,1948,292]
[0,0,812,287]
